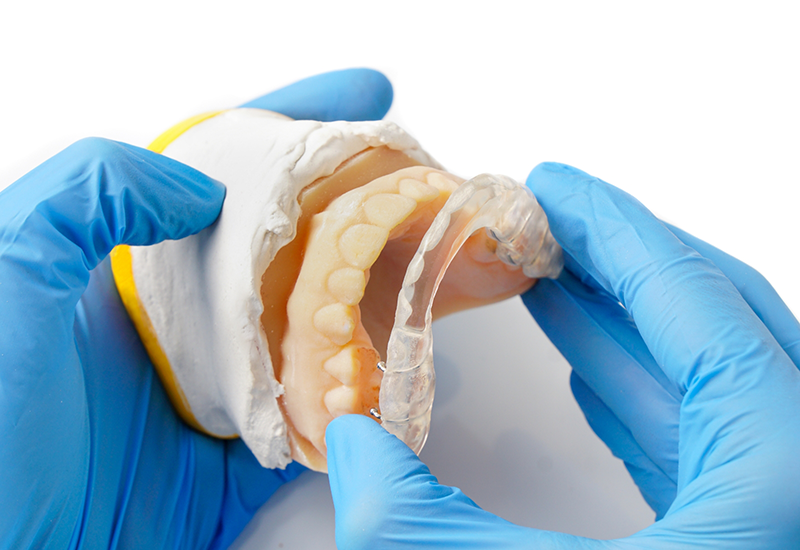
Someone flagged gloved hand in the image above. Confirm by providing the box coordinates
[326,162,800,548]
[0,68,392,550]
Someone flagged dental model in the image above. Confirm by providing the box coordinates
[111,108,562,472]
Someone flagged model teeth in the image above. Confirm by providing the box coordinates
[327,268,367,306]
[119,110,547,475]
[117,110,461,474]
[424,172,458,194]
[364,193,418,228]
[339,224,390,270]
[279,163,536,472]
[323,346,361,385]
[324,385,360,417]
[398,178,440,202]
[281,166,461,469]
[313,303,356,346]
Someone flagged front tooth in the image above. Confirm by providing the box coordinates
[327,268,367,306]
[398,178,440,202]
[364,193,418,229]
[313,303,356,345]
[324,385,359,417]
[323,346,361,385]
[339,224,389,270]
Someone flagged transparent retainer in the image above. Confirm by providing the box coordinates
[374,174,564,454]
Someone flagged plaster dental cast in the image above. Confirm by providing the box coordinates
[110,104,561,473]
[1,69,798,549]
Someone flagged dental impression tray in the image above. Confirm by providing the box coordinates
[375,174,563,454]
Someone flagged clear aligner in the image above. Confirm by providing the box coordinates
[377,174,563,454]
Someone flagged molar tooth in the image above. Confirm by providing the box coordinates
[399,178,440,203]
[328,268,367,306]
[323,346,361,385]
[364,193,418,229]
[324,385,359,417]
[339,224,389,270]
[425,171,459,192]
[313,303,356,345]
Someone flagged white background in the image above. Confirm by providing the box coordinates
[2,1,798,547]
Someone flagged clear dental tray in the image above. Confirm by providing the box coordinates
[372,173,563,453]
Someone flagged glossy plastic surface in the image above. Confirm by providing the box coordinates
[378,174,563,453]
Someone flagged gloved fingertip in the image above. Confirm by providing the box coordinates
[325,414,382,454]
[525,161,593,197]
[134,141,228,209]
[336,67,393,119]
[326,415,380,503]
[326,414,420,485]
[239,68,393,122]
[202,172,227,205]
[310,67,393,121]
[111,141,227,243]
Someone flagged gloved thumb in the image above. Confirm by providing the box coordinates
[326,415,593,549]
[326,414,436,548]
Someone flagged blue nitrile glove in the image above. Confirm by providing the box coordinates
[326,162,800,548]
[0,68,392,550]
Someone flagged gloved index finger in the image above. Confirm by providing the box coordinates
[526,162,794,396]
[0,137,225,361]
